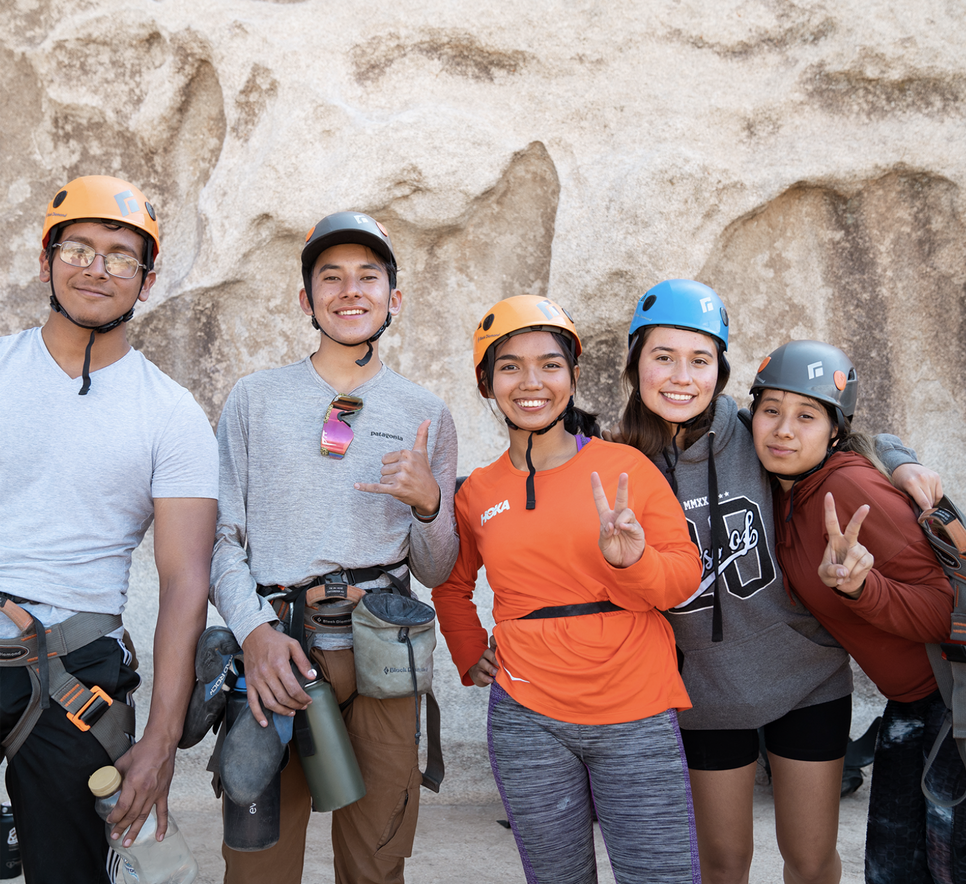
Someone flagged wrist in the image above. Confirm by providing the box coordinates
[833,580,866,600]
[134,724,181,754]
[412,488,441,522]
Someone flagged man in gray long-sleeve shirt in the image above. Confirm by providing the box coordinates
[210,211,459,884]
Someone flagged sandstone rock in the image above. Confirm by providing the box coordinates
[2,0,964,806]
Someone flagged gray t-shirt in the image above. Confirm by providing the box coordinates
[0,327,218,638]
[210,357,459,646]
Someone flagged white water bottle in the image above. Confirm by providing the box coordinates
[89,766,198,884]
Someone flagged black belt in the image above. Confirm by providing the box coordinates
[256,559,409,759]
[519,600,624,620]
[0,592,32,605]
[256,558,410,601]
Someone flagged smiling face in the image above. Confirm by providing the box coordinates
[488,330,578,431]
[299,242,401,345]
[40,220,154,327]
[637,326,719,433]
[752,389,837,489]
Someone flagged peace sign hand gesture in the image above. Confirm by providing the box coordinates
[592,471,646,568]
[818,492,874,598]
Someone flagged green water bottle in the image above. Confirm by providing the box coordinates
[299,679,366,811]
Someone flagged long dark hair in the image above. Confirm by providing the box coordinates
[481,330,600,438]
[618,326,730,459]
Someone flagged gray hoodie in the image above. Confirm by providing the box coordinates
[654,394,914,730]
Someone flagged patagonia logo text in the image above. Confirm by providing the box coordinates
[370,431,404,442]
[481,499,510,525]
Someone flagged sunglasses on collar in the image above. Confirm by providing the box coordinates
[320,395,364,459]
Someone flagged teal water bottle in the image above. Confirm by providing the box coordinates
[298,679,366,811]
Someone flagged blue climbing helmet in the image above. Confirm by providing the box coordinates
[626,280,731,645]
[628,279,729,352]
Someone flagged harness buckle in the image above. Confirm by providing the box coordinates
[65,685,113,732]
[319,579,349,600]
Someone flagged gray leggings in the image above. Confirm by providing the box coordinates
[487,683,701,884]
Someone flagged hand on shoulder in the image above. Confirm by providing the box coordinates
[600,424,626,445]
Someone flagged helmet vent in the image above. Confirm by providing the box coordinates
[720,306,729,327]
[482,313,495,331]
[641,294,657,312]
[52,190,68,208]
[145,202,156,221]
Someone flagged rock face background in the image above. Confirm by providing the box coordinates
[2,0,964,808]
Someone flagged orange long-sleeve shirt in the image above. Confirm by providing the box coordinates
[432,437,701,724]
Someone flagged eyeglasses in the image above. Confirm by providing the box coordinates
[320,395,364,458]
[53,241,146,279]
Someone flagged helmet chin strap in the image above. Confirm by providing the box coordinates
[311,310,393,367]
[504,396,575,510]
[48,287,136,396]
[770,455,830,485]
[775,430,844,523]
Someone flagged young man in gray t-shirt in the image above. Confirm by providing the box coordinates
[0,176,218,883]
[211,211,459,884]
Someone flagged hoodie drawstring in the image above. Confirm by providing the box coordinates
[707,431,723,643]
[662,424,685,497]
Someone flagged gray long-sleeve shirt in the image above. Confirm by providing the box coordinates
[211,358,459,645]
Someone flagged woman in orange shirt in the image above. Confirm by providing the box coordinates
[433,296,703,884]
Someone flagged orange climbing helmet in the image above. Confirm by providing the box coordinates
[40,176,160,396]
[473,295,582,396]
[41,175,160,263]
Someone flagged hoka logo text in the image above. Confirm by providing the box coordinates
[482,500,510,525]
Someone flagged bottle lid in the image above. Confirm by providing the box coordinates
[89,765,122,797]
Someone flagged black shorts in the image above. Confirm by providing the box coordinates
[681,694,852,771]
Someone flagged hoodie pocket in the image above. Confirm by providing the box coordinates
[677,620,852,729]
